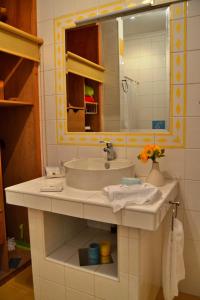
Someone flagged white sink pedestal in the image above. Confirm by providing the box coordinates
[5,177,178,300]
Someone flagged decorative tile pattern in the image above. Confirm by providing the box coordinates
[53,2,187,148]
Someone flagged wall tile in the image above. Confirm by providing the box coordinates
[118,225,129,238]
[38,20,54,45]
[52,199,83,218]
[40,279,66,300]
[118,237,129,274]
[84,204,121,225]
[57,145,78,162]
[46,120,57,145]
[187,0,200,17]
[185,117,200,148]
[65,267,94,295]
[185,149,200,180]
[53,0,77,17]
[184,180,200,211]
[180,239,200,296]
[66,288,95,300]
[187,50,200,84]
[45,95,56,120]
[28,210,45,257]
[39,258,65,284]
[184,209,200,241]
[44,70,55,96]
[43,44,55,71]
[94,273,129,300]
[159,149,185,179]
[187,16,200,50]
[187,84,200,116]
[77,146,102,159]
[37,0,54,22]
[47,145,58,166]
[129,275,139,300]
[129,239,139,276]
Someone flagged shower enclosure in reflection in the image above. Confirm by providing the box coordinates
[121,76,139,131]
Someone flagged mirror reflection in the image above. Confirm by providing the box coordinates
[65,7,169,132]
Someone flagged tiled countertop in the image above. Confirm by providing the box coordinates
[5,177,178,231]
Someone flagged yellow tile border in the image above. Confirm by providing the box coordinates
[53,1,187,148]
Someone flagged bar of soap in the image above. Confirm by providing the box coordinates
[121,177,142,185]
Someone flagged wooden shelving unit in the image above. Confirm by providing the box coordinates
[65,24,104,132]
[0,0,42,283]
[66,51,105,83]
[0,21,43,62]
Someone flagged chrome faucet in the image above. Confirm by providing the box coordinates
[100,140,117,161]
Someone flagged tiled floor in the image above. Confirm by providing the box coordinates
[157,290,200,300]
[0,266,34,300]
[0,266,199,300]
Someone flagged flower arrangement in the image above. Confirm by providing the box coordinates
[137,144,165,163]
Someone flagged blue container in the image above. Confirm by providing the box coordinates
[88,243,100,265]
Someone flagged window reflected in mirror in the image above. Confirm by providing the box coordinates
[65,7,170,132]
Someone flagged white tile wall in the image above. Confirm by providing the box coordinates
[37,0,200,297]
[40,278,66,300]
[65,267,95,295]
[123,31,169,129]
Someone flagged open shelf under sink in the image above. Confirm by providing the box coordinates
[45,219,118,279]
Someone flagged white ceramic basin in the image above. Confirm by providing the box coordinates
[64,158,135,190]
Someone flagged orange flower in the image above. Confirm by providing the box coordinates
[140,151,148,163]
[137,144,165,163]
[153,145,161,152]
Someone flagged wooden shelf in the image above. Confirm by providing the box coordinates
[85,102,98,105]
[0,21,43,62]
[67,105,85,110]
[66,51,105,83]
[0,100,33,107]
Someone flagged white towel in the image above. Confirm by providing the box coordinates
[162,218,185,300]
[103,183,162,212]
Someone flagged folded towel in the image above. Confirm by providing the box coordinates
[162,218,185,300]
[103,183,162,212]
[84,96,95,103]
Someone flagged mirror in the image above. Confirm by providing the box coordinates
[65,7,170,132]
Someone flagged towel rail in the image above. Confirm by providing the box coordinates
[169,201,180,231]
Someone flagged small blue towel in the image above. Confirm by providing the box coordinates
[121,177,142,185]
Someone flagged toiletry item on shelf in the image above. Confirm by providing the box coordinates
[103,183,162,213]
[100,256,111,264]
[85,85,94,96]
[40,182,63,192]
[121,177,142,185]
[85,125,91,131]
[100,241,111,257]
[88,243,100,265]
[8,237,16,251]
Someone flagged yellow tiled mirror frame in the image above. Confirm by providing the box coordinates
[54,1,187,148]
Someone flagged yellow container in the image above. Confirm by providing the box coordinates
[100,241,111,257]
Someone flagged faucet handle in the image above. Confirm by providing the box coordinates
[99,140,112,147]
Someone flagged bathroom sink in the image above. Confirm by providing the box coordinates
[64,158,135,190]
